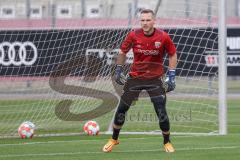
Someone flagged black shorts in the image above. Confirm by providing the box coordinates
[121,77,166,105]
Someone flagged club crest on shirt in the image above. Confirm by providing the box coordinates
[155,41,161,48]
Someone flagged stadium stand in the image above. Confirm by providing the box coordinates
[0,0,239,29]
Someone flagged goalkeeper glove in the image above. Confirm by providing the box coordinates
[115,65,126,85]
[165,70,176,92]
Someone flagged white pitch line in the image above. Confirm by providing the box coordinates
[0,135,216,147]
[0,145,240,158]
[0,134,238,147]
[0,137,146,147]
[0,139,103,147]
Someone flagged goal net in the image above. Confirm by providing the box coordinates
[0,0,220,138]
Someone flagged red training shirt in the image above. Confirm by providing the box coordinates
[120,28,176,79]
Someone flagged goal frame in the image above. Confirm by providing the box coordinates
[107,0,228,136]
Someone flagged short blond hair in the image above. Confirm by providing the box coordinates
[140,9,155,17]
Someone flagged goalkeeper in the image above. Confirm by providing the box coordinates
[103,9,177,153]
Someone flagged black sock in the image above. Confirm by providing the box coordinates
[162,132,170,144]
[112,128,121,140]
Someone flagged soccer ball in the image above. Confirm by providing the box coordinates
[18,121,36,139]
[83,120,100,136]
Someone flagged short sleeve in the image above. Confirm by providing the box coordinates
[164,32,176,56]
[120,31,134,54]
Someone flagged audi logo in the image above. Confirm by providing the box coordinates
[0,41,38,66]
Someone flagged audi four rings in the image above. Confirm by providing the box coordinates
[0,41,38,66]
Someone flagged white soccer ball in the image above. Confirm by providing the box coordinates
[18,121,36,139]
[83,120,100,136]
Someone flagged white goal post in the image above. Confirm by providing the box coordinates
[218,0,227,135]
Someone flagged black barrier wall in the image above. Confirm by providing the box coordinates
[0,28,239,76]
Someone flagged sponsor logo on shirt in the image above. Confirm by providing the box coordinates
[138,49,159,55]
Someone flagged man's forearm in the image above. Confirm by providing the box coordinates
[116,50,127,65]
[168,53,177,70]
